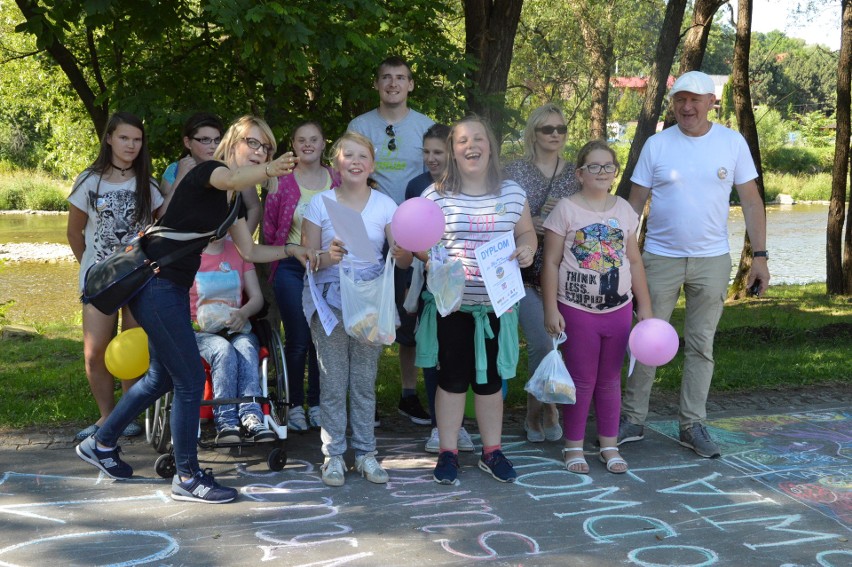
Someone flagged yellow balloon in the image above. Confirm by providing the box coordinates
[105,328,150,380]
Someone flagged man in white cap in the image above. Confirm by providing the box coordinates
[619,70,770,458]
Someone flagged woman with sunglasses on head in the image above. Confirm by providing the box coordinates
[541,140,651,475]
[159,112,261,234]
[421,116,537,486]
[504,103,579,445]
[76,115,314,504]
[264,120,340,432]
[67,112,164,442]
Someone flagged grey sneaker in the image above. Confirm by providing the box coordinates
[617,415,645,445]
[679,423,721,458]
[425,427,440,454]
[321,455,346,487]
[457,427,475,452]
[354,451,389,484]
[307,405,321,430]
[288,406,308,432]
[243,414,276,443]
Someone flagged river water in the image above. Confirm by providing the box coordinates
[0,204,835,325]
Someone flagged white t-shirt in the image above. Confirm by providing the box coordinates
[631,123,758,257]
[303,188,397,274]
[347,108,435,205]
[67,172,164,291]
[422,181,527,306]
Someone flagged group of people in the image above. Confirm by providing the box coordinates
[68,60,769,503]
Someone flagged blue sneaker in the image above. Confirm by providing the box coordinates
[478,449,517,483]
[171,469,238,504]
[75,435,133,480]
[433,451,459,485]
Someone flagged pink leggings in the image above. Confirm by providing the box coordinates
[558,302,632,442]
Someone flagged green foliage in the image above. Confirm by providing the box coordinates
[762,172,832,202]
[793,111,836,147]
[753,104,790,151]
[762,146,834,174]
[0,170,68,211]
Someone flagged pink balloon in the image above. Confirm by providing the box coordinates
[629,318,679,366]
[391,197,445,252]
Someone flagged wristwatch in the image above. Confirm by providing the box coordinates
[752,250,768,259]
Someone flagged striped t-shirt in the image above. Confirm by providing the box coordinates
[423,180,527,306]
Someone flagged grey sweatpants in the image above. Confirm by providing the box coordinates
[310,308,382,457]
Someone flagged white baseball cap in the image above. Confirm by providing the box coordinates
[669,71,715,98]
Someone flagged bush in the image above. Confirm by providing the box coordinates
[0,170,68,211]
[762,172,832,202]
[763,146,833,174]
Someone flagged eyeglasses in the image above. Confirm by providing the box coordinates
[243,137,274,155]
[535,125,568,135]
[192,136,221,146]
[385,124,396,151]
[580,163,618,174]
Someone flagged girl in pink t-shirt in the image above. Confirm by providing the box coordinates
[541,141,651,475]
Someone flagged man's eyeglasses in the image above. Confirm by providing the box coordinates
[386,124,396,151]
[192,136,221,146]
[243,137,274,155]
[535,125,568,135]
[580,163,618,174]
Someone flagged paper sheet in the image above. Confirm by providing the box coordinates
[306,260,338,336]
[322,196,375,263]
[473,231,526,318]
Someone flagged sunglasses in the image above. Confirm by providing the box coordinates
[386,124,396,151]
[243,137,274,155]
[580,163,618,174]
[192,136,221,146]
[535,125,568,135]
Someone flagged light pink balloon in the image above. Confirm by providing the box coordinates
[629,318,679,366]
[391,197,445,252]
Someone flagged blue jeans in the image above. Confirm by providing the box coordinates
[273,257,319,408]
[96,277,205,478]
[195,331,262,430]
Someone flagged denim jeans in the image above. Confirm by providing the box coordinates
[96,277,205,478]
[273,257,319,408]
[195,331,262,430]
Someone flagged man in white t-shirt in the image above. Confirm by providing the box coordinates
[348,56,435,427]
[621,71,770,458]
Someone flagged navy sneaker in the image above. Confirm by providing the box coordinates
[478,449,517,483]
[75,435,133,480]
[433,451,460,485]
[171,469,238,504]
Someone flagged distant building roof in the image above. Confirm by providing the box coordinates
[612,74,729,99]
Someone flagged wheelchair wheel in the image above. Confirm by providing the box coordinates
[267,447,287,471]
[257,319,289,430]
[148,392,172,454]
[155,453,177,479]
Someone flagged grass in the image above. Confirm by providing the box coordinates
[0,283,849,429]
[762,172,832,202]
[0,169,69,211]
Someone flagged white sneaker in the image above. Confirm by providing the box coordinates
[354,451,389,484]
[458,427,475,452]
[321,455,346,487]
[288,406,308,432]
[307,405,321,430]
[424,427,440,454]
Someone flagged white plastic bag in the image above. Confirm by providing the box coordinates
[524,333,576,404]
[403,258,426,314]
[427,246,465,317]
[340,254,398,346]
[196,303,251,335]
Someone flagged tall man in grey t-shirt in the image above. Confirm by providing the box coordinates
[348,56,434,427]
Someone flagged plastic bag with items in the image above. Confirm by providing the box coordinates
[196,303,251,335]
[340,254,398,346]
[427,245,466,317]
[524,333,576,404]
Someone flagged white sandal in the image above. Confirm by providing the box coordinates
[562,447,589,474]
[599,446,628,474]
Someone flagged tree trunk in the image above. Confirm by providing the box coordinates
[730,0,766,300]
[614,0,688,200]
[663,0,727,128]
[15,0,108,136]
[464,0,524,141]
[577,4,614,140]
[827,0,852,295]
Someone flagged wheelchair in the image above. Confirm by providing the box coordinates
[145,315,290,477]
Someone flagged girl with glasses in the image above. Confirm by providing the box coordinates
[503,103,579,445]
[160,112,261,234]
[540,140,651,475]
[76,115,314,504]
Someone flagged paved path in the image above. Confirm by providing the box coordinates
[1,390,850,566]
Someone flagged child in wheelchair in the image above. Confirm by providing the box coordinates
[190,235,276,444]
